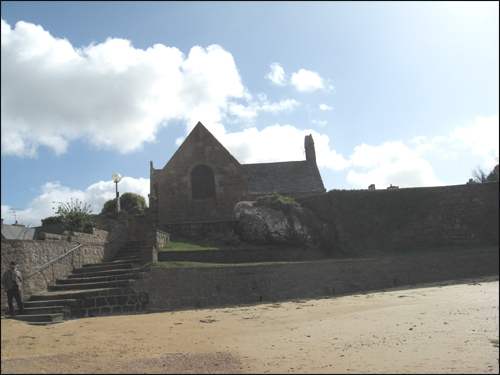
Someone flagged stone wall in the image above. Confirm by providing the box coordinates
[133,248,498,311]
[297,182,499,254]
[127,213,155,238]
[1,217,128,310]
[142,229,171,264]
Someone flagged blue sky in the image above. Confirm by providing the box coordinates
[1,1,499,226]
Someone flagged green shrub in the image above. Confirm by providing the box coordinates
[254,194,299,213]
[41,215,64,226]
[100,192,147,217]
[54,199,99,233]
[216,230,241,247]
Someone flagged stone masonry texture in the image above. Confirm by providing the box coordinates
[151,122,251,226]
[133,249,498,311]
[1,217,128,311]
[297,181,499,254]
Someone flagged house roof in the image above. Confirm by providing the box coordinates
[1,225,36,240]
[243,160,326,195]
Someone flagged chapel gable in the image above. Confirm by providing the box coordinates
[150,122,251,226]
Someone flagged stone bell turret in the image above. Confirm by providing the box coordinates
[305,134,316,163]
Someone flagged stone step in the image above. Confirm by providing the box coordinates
[118,246,142,250]
[29,287,128,301]
[24,298,84,309]
[67,268,144,279]
[74,262,134,273]
[16,238,150,324]
[57,272,148,284]
[112,254,142,261]
[111,258,141,265]
[115,248,142,254]
[116,245,146,253]
[121,244,145,249]
[82,259,136,267]
[49,279,132,291]
[10,313,64,323]
[19,306,71,319]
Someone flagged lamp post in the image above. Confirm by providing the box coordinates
[111,173,122,213]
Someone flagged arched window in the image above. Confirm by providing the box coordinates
[191,165,215,199]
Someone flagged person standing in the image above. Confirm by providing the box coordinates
[2,261,24,316]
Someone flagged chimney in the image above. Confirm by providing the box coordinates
[305,134,316,163]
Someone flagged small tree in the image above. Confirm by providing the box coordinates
[54,198,99,233]
[467,164,499,184]
[41,215,64,226]
[100,192,147,217]
[486,164,499,183]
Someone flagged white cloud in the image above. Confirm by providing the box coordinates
[228,98,300,123]
[265,62,286,86]
[335,116,499,190]
[311,119,328,127]
[410,135,441,155]
[260,99,300,113]
[1,19,246,157]
[1,177,150,226]
[290,69,333,92]
[216,124,350,172]
[222,125,308,163]
[410,115,499,166]
[345,141,444,188]
[452,115,499,159]
[228,103,259,120]
[319,104,333,110]
[346,157,442,189]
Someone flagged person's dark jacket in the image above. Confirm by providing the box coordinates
[2,269,22,290]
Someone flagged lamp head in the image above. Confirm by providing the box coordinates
[111,173,122,183]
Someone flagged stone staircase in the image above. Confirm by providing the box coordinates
[11,238,149,325]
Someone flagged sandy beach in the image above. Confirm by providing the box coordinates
[1,275,498,374]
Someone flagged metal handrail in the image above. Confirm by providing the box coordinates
[24,227,128,280]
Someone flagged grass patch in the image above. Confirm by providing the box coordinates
[143,258,332,268]
[160,235,289,251]
[254,194,299,214]
[143,244,497,268]
[333,244,497,260]
[491,339,499,346]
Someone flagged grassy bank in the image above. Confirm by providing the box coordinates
[160,235,290,251]
[146,244,498,268]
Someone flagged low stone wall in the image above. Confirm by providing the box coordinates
[1,217,128,311]
[146,229,170,249]
[142,229,170,264]
[158,247,327,264]
[25,288,149,319]
[76,290,148,318]
[133,248,499,311]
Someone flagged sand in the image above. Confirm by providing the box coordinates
[1,275,499,374]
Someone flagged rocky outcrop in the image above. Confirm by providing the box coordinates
[233,201,326,249]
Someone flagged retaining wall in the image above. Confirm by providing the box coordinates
[158,247,327,264]
[133,248,499,311]
[1,217,128,311]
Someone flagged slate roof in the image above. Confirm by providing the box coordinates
[1,225,36,240]
[243,161,325,195]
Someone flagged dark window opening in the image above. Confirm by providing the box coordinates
[191,165,215,199]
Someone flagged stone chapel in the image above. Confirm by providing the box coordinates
[148,122,325,229]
